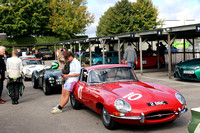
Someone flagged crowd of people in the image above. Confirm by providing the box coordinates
[16,48,42,58]
[0,46,81,111]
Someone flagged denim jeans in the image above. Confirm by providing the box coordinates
[127,62,134,69]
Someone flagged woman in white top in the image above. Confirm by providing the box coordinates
[51,51,81,114]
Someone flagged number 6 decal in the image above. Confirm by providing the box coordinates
[123,92,142,101]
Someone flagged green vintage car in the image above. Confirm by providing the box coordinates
[188,107,200,133]
[174,58,200,80]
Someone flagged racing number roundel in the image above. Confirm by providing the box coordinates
[107,58,111,63]
[123,92,142,101]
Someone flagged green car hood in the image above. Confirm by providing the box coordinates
[177,58,200,67]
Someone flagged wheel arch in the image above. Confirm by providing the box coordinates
[96,102,104,114]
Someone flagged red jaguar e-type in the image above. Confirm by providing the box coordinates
[70,64,187,130]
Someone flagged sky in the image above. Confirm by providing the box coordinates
[84,0,200,37]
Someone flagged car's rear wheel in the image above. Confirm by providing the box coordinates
[101,106,117,130]
[42,79,51,95]
[32,75,38,89]
[70,92,82,109]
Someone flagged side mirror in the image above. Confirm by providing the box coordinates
[84,72,88,76]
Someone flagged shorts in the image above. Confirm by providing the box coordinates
[64,81,76,92]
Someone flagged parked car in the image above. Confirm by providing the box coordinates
[165,46,178,52]
[82,52,100,64]
[121,51,164,69]
[174,58,200,80]
[22,58,48,81]
[188,107,200,133]
[38,48,53,59]
[32,68,62,95]
[70,64,187,129]
[92,51,119,65]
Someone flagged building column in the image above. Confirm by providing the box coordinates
[89,42,92,66]
[139,37,143,75]
[118,38,121,64]
[79,43,81,64]
[168,34,172,79]
[183,38,186,61]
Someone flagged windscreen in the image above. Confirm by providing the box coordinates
[89,67,137,83]
[23,60,43,66]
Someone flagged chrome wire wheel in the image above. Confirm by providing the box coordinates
[43,80,46,93]
[101,106,117,130]
[71,93,76,106]
[102,107,111,125]
[32,76,35,87]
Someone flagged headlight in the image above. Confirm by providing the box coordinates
[56,76,62,82]
[26,69,31,74]
[175,93,186,105]
[188,66,200,70]
[114,99,131,113]
[48,77,54,80]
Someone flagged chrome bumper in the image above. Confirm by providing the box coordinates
[110,107,187,124]
[110,113,145,123]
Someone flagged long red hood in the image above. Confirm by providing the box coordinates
[96,81,179,107]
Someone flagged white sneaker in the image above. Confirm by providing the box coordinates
[53,104,59,110]
[51,107,63,114]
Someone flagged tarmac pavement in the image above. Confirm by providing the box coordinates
[0,61,199,133]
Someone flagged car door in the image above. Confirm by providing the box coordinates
[76,69,91,106]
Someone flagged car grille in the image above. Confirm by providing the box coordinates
[183,74,197,79]
[178,68,184,76]
[145,111,174,120]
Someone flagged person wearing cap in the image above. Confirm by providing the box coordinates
[123,42,137,69]
[51,51,81,114]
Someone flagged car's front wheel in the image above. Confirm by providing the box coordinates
[42,79,51,95]
[32,75,38,89]
[23,73,28,81]
[70,92,82,109]
[101,106,117,130]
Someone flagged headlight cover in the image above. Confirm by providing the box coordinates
[114,99,131,113]
[26,69,31,73]
[175,93,186,105]
[56,76,62,82]
[48,77,54,80]
[188,66,200,70]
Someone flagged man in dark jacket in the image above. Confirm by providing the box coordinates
[0,46,6,104]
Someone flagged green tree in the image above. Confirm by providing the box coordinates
[48,0,94,39]
[0,0,51,37]
[96,0,163,36]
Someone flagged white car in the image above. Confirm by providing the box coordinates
[22,58,50,81]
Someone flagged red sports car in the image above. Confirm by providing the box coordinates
[70,64,187,129]
[121,51,164,68]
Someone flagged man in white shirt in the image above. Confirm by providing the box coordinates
[6,50,23,104]
[51,51,81,114]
